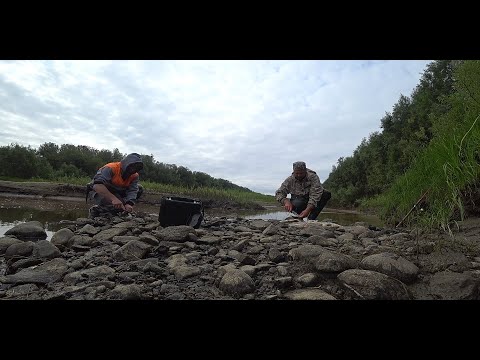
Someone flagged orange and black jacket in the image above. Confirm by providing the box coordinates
[90,153,142,205]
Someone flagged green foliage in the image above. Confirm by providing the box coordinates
[0,142,264,198]
[324,60,460,210]
[369,60,480,230]
[0,144,40,178]
[142,180,275,204]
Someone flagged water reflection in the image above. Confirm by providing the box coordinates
[245,210,384,227]
[0,206,87,240]
[0,204,384,241]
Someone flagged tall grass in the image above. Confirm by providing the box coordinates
[0,176,276,205]
[368,110,480,231]
[0,176,92,185]
[142,180,275,204]
[365,61,480,231]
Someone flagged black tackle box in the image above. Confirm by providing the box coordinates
[159,196,204,228]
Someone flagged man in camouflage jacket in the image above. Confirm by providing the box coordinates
[275,161,331,219]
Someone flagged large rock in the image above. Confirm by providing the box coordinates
[4,221,47,241]
[428,271,480,300]
[157,225,196,242]
[337,269,411,300]
[50,228,75,249]
[360,252,419,283]
[5,241,35,259]
[0,258,69,284]
[63,265,116,285]
[0,237,23,254]
[219,269,255,298]
[32,240,61,259]
[112,240,151,261]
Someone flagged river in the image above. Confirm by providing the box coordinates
[0,196,384,240]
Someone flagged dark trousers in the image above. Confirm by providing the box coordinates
[291,190,331,220]
[93,184,144,207]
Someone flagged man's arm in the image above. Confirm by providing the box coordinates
[298,173,323,218]
[93,166,113,185]
[92,184,125,210]
[124,178,140,211]
[275,177,290,204]
[307,173,324,208]
[92,167,126,210]
[275,177,293,211]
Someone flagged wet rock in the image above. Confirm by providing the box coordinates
[173,265,201,280]
[308,235,337,247]
[283,288,337,300]
[274,276,292,288]
[313,249,358,273]
[268,248,286,263]
[1,258,69,285]
[0,237,23,255]
[64,265,115,285]
[196,236,222,245]
[110,284,146,300]
[157,226,196,243]
[139,234,160,246]
[232,239,248,251]
[5,241,35,259]
[295,273,318,287]
[337,269,411,300]
[77,224,99,236]
[219,268,254,297]
[112,236,141,246]
[71,235,96,247]
[429,271,480,300]
[51,228,75,249]
[288,245,325,261]
[93,228,128,242]
[418,249,471,273]
[33,240,61,259]
[7,258,43,274]
[5,283,39,298]
[4,221,47,241]
[360,252,419,283]
[249,220,271,230]
[112,240,151,261]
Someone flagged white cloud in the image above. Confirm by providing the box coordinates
[0,60,431,195]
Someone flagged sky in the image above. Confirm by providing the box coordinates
[0,60,432,195]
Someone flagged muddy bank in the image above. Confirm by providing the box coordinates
[0,180,266,212]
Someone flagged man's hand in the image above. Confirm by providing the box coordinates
[111,197,126,211]
[298,210,310,218]
[298,205,314,219]
[284,199,293,212]
[125,204,134,213]
[93,184,126,211]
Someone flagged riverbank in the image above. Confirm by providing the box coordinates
[0,180,371,218]
[1,181,480,300]
[1,208,480,300]
[0,180,267,212]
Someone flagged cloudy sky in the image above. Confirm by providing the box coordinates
[0,60,431,195]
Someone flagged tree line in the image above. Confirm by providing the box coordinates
[0,142,253,193]
[323,59,480,228]
[323,60,461,208]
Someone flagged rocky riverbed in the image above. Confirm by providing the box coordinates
[1,210,480,300]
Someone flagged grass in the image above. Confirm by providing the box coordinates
[365,110,480,231]
[0,176,276,206]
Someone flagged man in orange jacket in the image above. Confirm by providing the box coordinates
[87,153,144,218]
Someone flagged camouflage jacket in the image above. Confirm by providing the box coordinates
[275,168,324,208]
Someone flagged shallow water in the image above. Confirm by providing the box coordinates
[0,197,384,241]
[243,209,384,227]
